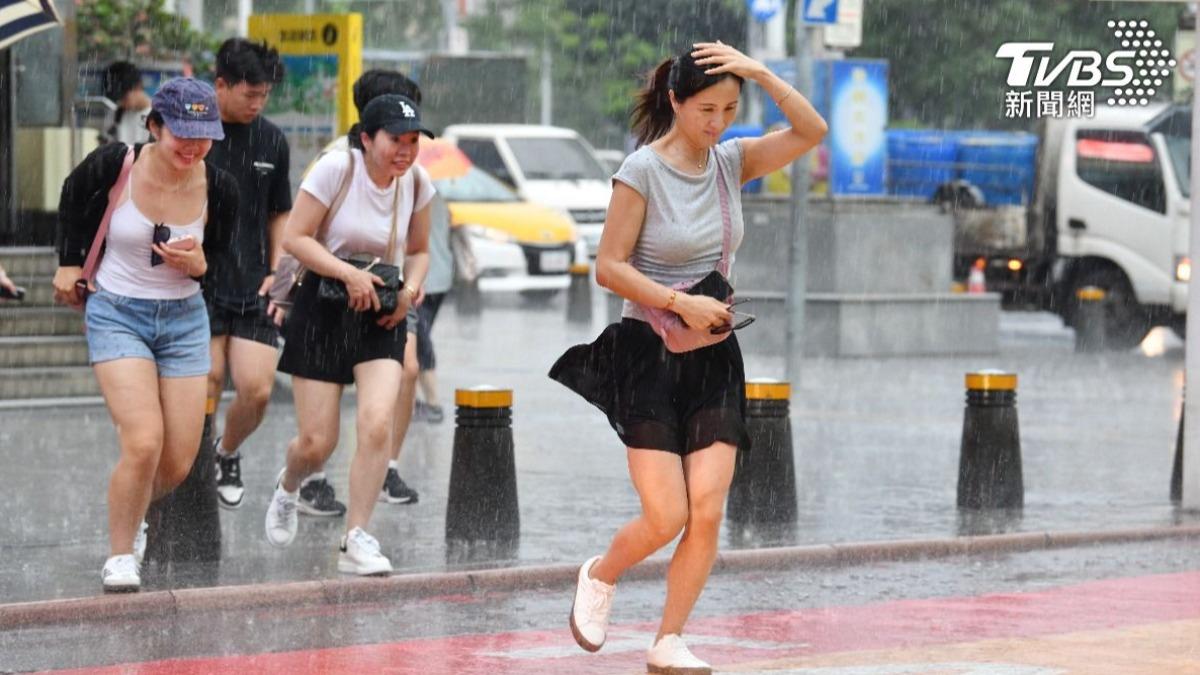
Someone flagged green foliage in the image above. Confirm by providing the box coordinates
[854,0,1184,129]
[76,0,218,71]
[465,0,745,148]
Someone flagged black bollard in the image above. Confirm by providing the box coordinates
[1074,286,1108,353]
[145,399,222,567]
[566,262,592,324]
[454,275,482,317]
[1172,407,1184,503]
[726,380,797,535]
[445,386,520,544]
[958,371,1024,510]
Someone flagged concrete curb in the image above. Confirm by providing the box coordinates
[2,523,1197,631]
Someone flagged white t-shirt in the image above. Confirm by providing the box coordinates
[113,105,152,145]
[299,148,435,266]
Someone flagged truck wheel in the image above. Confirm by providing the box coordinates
[1070,268,1151,350]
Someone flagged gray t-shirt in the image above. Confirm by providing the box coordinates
[612,139,745,321]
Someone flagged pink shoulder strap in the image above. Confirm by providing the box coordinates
[82,145,135,284]
[714,158,734,277]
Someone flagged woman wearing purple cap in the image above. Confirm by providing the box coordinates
[52,77,238,592]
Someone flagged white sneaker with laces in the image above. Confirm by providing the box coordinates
[569,555,615,652]
[101,554,140,592]
[337,527,393,576]
[646,634,712,674]
[133,520,148,565]
[264,470,299,548]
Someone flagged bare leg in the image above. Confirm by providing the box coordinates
[152,374,209,499]
[589,449,689,585]
[389,338,420,462]
[95,359,164,557]
[658,441,737,641]
[219,337,278,453]
[347,358,405,532]
[280,376,343,492]
[417,368,440,407]
[206,335,228,419]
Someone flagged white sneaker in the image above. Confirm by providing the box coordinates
[133,520,148,565]
[264,471,299,547]
[101,554,140,593]
[337,527,393,576]
[646,634,712,674]
[569,555,615,652]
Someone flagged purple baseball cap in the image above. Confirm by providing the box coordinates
[150,78,225,141]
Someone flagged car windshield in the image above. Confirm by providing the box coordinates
[506,137,609,181]
[434,167,520,203]
[1163,133,1190,198]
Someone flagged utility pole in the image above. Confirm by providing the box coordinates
[786,1,814,383]
[1184,10,1200,510]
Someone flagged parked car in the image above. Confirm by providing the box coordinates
[311,136,585,297]
[441,124,613,256]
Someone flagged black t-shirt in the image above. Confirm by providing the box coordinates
[204,115,292,311]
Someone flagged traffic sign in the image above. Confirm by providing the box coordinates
[824,0,863,48]
[747,0,784,23]
[802,0,839,25]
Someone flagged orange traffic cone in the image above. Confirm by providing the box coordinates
[967,258,987,294]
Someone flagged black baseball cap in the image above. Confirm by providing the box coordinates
[360,94,434,139]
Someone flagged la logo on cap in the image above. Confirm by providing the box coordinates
[399,101,416,118]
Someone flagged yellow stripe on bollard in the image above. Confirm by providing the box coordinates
[1076,286,1106,301]
[746,378,791,400]
[965,370,1017,391]
[455,386,514,409]
[569,262,591,275]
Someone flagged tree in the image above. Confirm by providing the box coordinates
[76,0,217,70]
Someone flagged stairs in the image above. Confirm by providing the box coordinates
[0,247,98,401]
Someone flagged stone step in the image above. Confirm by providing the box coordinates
[0,336,90,367]
[0,366,100,399]
[0,247,58,278]
[0,307,84,337]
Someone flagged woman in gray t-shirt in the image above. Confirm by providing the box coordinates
[553,42,828,673]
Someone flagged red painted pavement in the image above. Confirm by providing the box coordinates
[47,570,1200,674]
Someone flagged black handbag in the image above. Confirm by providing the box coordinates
[313,155,419,316]
[317,256,402,314]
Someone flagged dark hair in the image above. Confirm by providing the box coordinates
[631,50,744,146]
[349,69,423,148]
[215,38,284,87]
[103,61,142,104]
[144,109,164,137]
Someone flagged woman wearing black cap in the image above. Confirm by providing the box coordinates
[553,42,826,672]
[52,77,238,592]
[264,94,434,576]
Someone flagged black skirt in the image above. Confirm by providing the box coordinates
[549,318,749,456]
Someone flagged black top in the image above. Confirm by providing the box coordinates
[203,115,293,311]
[56,142,239,283]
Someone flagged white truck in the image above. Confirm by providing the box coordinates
[943,104,1190,348]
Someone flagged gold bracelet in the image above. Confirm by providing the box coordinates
[776,87,794,106]
[664,290,677,310]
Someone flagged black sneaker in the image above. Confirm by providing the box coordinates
[297,477,346,517]
[379,467,420,504]
[425,404,445,424]
[214,440,244,510]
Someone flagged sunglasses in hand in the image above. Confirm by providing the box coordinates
[710,297,755,335]
[150,224,170,267]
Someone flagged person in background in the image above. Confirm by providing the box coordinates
[102,61,152,146]
[411,193,452,425]
[52,78,237,592]
[202,38,296,514]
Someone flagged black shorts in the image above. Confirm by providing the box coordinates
[208,298,280,347]
[550,318,748,456]
[415,292,445,371]
[277,274,407,385]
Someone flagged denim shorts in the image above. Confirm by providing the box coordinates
[85,288,211,378]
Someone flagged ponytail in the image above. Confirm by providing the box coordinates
[631,58,675,147]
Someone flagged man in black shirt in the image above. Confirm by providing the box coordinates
[204,39,347,516]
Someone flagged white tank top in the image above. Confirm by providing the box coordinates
[95,177,206,299]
